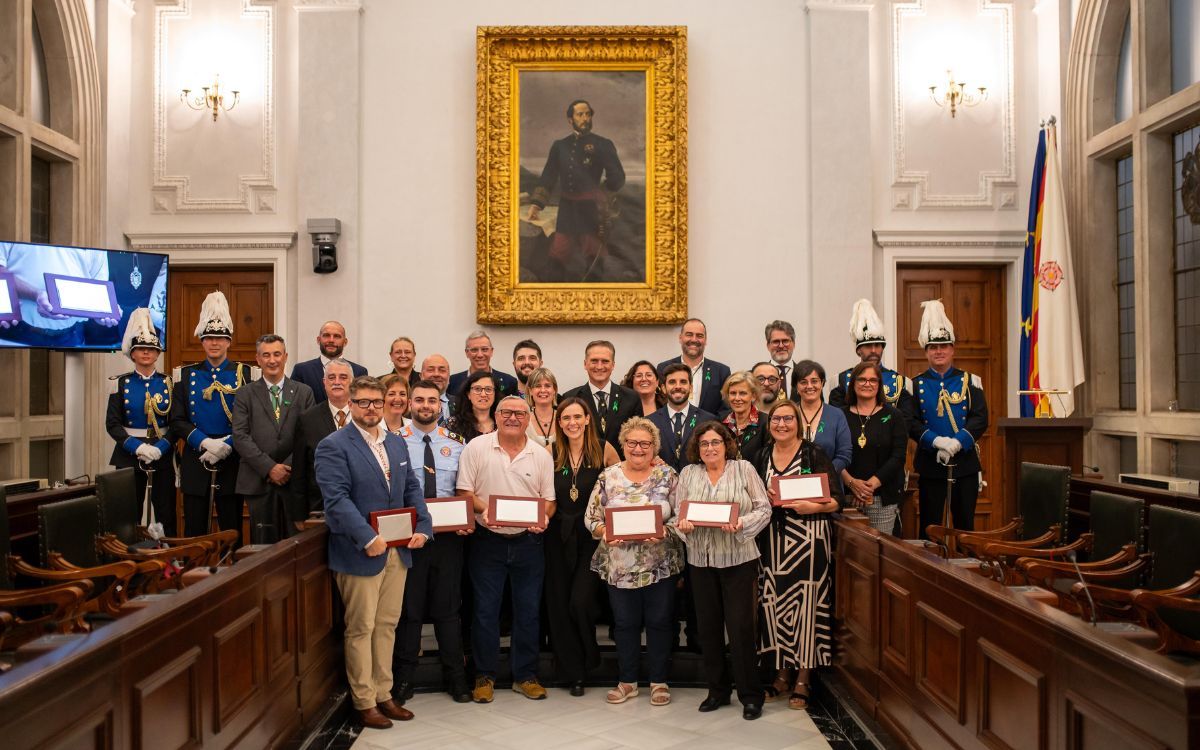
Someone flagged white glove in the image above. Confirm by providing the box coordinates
[946,438,963,456]
[211,441,233,460]
[200,450,220,467]
[936,449,952,465]
[932,436,953,451]
[200,437,224,455]
[135,444,162,462]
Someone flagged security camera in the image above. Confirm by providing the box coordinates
[307,218,341,274]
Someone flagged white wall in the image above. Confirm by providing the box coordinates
[350,0,813,384]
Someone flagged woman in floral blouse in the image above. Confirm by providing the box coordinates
[585,417,683,707]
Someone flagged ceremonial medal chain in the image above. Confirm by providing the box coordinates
[853,404,879,449]
[568,449,584,501]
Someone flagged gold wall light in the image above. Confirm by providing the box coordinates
[928,69,987,118]
[180,75,239,121]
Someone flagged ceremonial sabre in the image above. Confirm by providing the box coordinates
[206,463,220,534]
[943,461,956,531]
[140,461,165,541]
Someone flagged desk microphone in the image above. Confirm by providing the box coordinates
[208,542,237,574]
[1067,550,1098,626]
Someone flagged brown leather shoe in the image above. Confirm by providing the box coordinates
[358,706,393,730]
[377,698,414,721]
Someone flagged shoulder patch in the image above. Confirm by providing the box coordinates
[108,373,127,395]
[969,373,983,389]
[172,365,184,381]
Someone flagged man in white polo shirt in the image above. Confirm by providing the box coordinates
[456,394,555,703]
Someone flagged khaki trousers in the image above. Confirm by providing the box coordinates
[336,548,409,709]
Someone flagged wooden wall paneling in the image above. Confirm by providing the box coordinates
[976,638,1046,750]
[1064,691,1169,750]
[41,703,115,750]
[295,542,337,725]
[881,579,912,679]
[915,601,967,725]
[264,573,296,686]
[211,608,264,734]
[164,267,274,374]
[131,646,202,750]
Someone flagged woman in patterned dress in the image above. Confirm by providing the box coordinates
[585,417,683,707]
[754,399,844,710]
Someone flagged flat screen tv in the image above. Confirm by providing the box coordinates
[0,241,168,352]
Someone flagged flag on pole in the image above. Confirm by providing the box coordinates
[1019,120,1085,417]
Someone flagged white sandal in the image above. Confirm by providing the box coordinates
[650,683,671,706]
[606,682,639,704]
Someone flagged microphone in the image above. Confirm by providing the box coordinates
[207,541,237,574]
[1067,549,1098,626]
[1083,465,1101,473]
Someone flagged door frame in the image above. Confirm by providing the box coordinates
[875,229,1026,418]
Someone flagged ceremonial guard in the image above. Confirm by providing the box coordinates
[909,300,989,536]
[828,299,917,426]
[170,292,257,539]
[105,308,176,534]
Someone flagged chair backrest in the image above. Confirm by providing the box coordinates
[96,468,140,545]
[1148,505,1200,589]
[39,496,103,568]
[1018,462,1071,540]
[0,484,10,588]
[1089,491,1145,560]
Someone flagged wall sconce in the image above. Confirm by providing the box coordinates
[180,75,239,121]
[928,70,987,118]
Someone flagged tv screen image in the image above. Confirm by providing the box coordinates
[0,241,168,351]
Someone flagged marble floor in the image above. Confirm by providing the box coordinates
[343,687,832,750]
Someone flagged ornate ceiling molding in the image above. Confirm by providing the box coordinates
[874,229,1026,247]
[891,0,1016,209]
[125,231,296,250]
[153,0,277,213]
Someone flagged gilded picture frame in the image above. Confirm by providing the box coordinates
[476,26,688,325]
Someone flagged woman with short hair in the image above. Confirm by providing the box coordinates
[721,370,764,460]
[378,373,410,434]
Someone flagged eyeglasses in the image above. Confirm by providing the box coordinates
[351,399,385,409]
[698,439,724,449]
[769,415,797,424]
[497,409,529,420]
[755,375,781,385]
[856,378,880,385]
[624,440,653,450]
[469,386,495,394]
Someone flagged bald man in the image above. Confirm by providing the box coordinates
[290,320,369,403]
[420,354,453,424]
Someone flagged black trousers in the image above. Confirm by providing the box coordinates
[245,487,298,544]
[690,560,763,705]
[183,492,243,541]
[918,473,980,537]
[543,535,601,683]
[131,465,177,536]
[394,534,466,686]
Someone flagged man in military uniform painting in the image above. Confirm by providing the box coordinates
[909,299,989,537]
[829,298,917,428]
[105,307,176,534]
[528,99,626,282]
[170,291,256,539]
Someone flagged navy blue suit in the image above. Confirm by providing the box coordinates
[291,357,368,404]
[447,368,519,399]
[648,404,717,471]
[656,357,731,417]
[315,423,433,576]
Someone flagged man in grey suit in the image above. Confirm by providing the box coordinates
[233,334,315,543]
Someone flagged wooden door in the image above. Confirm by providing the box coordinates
[897,265,1007,532]
[165,267,274,373]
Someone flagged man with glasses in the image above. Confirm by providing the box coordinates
[292,359,355,521]
[232,334,315,542]
[751,362,784,412]
[828,299,916,428]
[764,321,799,401]
[316,376,433,730]
[456,395,556,703]
[447,330,518,399]
[392,380,471,704]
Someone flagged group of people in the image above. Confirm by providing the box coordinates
[106,291,988,731]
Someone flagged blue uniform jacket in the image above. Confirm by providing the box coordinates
[106,371,173,469]
[909,367,989,478]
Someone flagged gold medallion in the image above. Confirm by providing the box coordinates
[569,486,579,501]
[857,433,867,449]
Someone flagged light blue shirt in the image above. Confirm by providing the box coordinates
[399,422,463,498]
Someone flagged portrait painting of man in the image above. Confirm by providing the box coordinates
[517,70,647,285]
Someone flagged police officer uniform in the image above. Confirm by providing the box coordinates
[828,298,918,427]
[105,308,176,534]
[392,423,470,701]
[169,292,257,538]
[909,300,989,536]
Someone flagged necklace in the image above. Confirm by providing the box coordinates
[533,407,553,440]
[568,447,584,501]
[799,403,821,441]
[854,404,879,448]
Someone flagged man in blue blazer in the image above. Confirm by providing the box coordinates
[648,363,716,471]
[446,330,518,398]
[291,321,368,404]
[657,318,731,418]
[316,376,433,730]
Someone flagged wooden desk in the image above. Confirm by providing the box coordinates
[0,527,339,750]
[835,513,1200,749]
[1066,475,1200,548]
